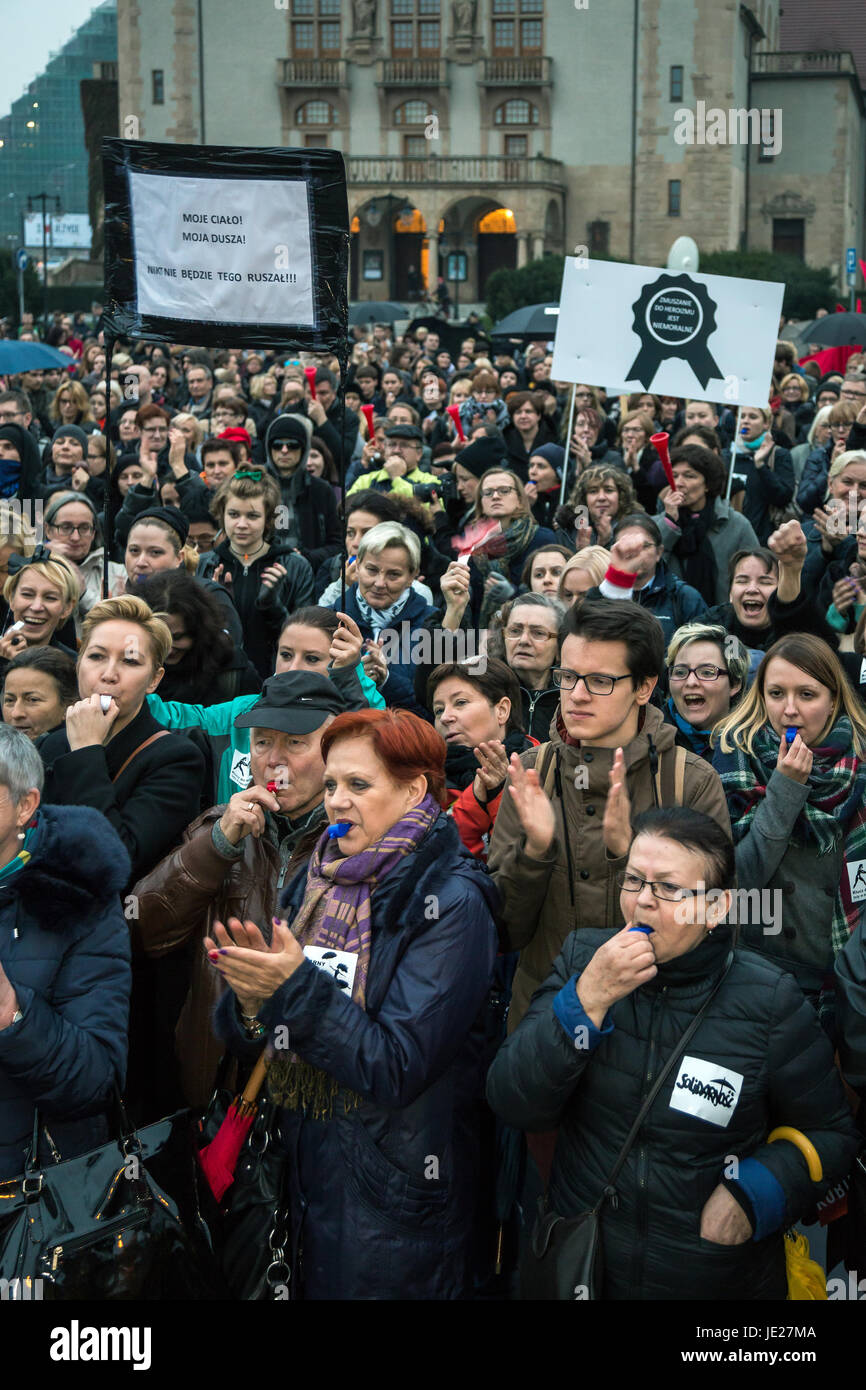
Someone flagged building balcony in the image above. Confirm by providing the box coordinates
[347,154,564,190]
[280,58,347,87]
[478,56,552,86]
[751,50,856,77]
[378,58,447,86]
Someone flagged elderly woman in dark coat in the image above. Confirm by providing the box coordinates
[488,807,857,1300]
[0,724,131,1180]
[209,708,498,1300]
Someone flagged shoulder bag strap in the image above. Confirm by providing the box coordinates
[599,950,734,1202]
[674,744,687,804]
[112,730,171,783]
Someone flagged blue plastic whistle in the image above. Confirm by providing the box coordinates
[328,821,352,838]
[785,726,798,745]
[629,924,654,935]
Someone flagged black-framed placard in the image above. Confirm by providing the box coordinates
[101,139,349,352]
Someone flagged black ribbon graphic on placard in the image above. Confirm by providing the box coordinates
[625,273,722,390]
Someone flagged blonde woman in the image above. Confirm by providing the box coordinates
[557,546,610,607]
[50,379,96,432]
[714,632,866,1013]
[0,553,80,662]
[39,594,205,886]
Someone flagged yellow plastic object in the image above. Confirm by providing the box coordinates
[767,1126,824,1182]
[783,1229,828,1300]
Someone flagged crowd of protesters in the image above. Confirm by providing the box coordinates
[1,307,866,1300]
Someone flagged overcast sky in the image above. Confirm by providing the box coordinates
[0,0,107,119]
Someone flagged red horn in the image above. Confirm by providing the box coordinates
[446,403,466,443]
[304,366,317,399]
[651,431,676,490]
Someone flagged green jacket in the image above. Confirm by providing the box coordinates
[147,661,383,805]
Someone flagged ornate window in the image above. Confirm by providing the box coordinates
[391,0,440,56]
[491,0,543,55]
[296,100,338,124]
[292,0,341,56]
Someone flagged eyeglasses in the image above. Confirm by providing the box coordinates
[552,668,632,695]
[142,427,167,436]
[274,441,302,451]
[619,871,697,903]
[481,485,516,498]
[0,412,24,424]
[669,663,726,682]
[49,522,95,537]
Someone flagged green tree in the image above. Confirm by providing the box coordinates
[0,250,43,326]
[697,251,837,321]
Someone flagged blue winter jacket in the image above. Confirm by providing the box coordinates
[214,812,499,1300]
[0,805,131,1180]
[322,583,437,720]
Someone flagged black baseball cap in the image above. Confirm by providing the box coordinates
[384,423,424,443]
[233,671,347,735]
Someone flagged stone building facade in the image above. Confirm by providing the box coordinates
[115,0,864,301]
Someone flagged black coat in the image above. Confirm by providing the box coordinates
[0,805,131,1180]
[269,465,342,574]
[488,925,858,1300]
[196,538,315,679]
[39,702,206,889]
[214,812,499,1299]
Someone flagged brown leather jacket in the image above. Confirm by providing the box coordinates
[131,805,324,1106]
[487,704,731,1032]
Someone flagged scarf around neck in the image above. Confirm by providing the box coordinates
[715,717,866,954]
[267,791,441,1116]
[355,585,412,634]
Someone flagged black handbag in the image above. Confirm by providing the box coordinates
[194,1055,292,1302]
[521,951,733,1301]
[0,1095,227,1300]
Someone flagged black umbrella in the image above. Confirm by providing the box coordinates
[799,312,866,349]
[349,300,409,327]
[490,302,560,340]
[406,315,485,359]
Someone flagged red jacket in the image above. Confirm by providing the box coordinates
[446,735,539,860]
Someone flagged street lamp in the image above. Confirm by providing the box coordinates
[26,192,61,331]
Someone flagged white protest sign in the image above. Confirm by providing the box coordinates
[551,257,784,407]
[129,172,315,327]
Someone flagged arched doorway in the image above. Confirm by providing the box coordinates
[477,207,517,297]
[393,207,428,301]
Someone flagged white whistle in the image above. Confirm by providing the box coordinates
[100,695,112,713]
[8,621,25,633]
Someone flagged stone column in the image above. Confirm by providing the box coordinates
[516,233,529,268]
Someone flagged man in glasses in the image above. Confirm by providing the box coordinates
[488,598,730,1036]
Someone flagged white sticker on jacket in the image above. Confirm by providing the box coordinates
[229,749,252,788]
[668,1055,744,1128]
[848,860,866,903]
[304,945,358,994]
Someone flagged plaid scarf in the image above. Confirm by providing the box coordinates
[267,791,441,1116]
[355,585,412,634]
[475,515,540,627]
[715,718,866,954]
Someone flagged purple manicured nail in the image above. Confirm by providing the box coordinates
[218,948,228,955]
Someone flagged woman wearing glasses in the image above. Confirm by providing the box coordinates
[42,492,125,635]
[468,468,558,627]
[664,623,747,761]
[488,805,857,1300]
[796,401,861,516]
[713,632,866,1021]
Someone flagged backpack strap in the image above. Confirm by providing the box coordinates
[657,743,687,807]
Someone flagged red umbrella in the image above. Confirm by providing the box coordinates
[198,1053,269,1202]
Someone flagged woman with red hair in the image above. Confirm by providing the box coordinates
[208,706,499,1300]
